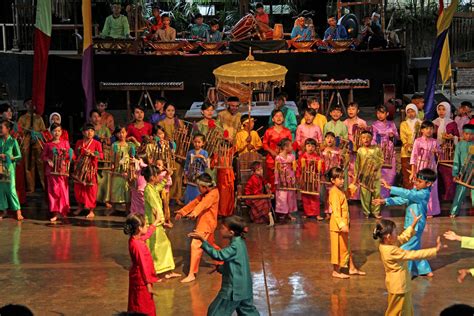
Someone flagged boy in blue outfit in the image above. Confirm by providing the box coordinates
[373,168,437,277]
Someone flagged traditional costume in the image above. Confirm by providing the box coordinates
[95,125,112,204]
[216,146,235,217]
[323,120,348,140]
[355,145,383,217]
[297,152,323,217]
[323,24,348,40]
[190,23,210,40]
[301,114,327,135]
[267,106,297,139]
[329,185,350,268]
[130,159,147,215]
[217,110,241,141]
[295,123,322,154]
[275,153,297,216]
[0,136,22,212]
[343,117,367,198]
[100,111,115,132]
[110,142,135,204]
[399,104,421,189]
[235,129,262,156]
[101,14,130,39]
[184,149,209,204]
[244,173,270,224]
[127,122,153,143]
[262,126,292,191]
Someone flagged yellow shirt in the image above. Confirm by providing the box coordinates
[18,113,46,149]
[329,186,349,232]
[235,130,262,155]
[301,113,327,135]
[379,226,437,294]
[400,121,420,158]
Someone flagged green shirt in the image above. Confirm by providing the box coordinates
[324,120,348,140]
[417,109,425,120]
[101,15,130,39]
[190,23,210,39]
[201,236,253,301]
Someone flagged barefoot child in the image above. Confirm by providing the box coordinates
[235,115,262,156]
[143,165,180,280]
[0,120,24,221]
[244,161,271,224]
[41,123,72,223]
[328,167,365,279]
[188,216,259,316]
[275,138,297,222]
[373,212,442,315]
[373,168,437,277]
[175,173,221,283]
[184,133,209,204]
[73,123,103,219]
[124,213,161,316]
[443,230,474,283]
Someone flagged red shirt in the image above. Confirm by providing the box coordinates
[262,126,292,164]
[245,174,267,195]
[127,122,153,143]
[129,225,158,286]
[297,152,323,178]
[256,13,269,25]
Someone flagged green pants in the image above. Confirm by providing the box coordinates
[208,297,260,316]
[451,183,473,216]
[360,180,381,217]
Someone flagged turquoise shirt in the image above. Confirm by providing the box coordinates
[101,15,130,39]
[385,186,430,232]
[190,23,210,39]
[268,106,297,140]
[452,140,473,176]
[201,236,253,301]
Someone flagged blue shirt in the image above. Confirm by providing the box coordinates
[323,25,348,40]
[150,112,165,125]
[205,30,223,42]
[291,26,312,41]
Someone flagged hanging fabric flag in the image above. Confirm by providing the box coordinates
[82,0,95,117]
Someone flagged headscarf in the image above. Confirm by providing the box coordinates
[405,103,421,132]
[49,112,61,129]
[433,101,453,143]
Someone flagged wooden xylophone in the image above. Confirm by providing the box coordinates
[99,82,184,91]
[299,79,370,91]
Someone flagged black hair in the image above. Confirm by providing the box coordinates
[222,215,249,238]
[372,219,397,241]
[0,119,12,131]
[276,91,288,99]
[460,101,472,108]
[303,108,316,117]
[439,304,474,316]
[0,304,34,316]
[201,102,215,111]
[326,166,344,181]
[462,123,474,131]
[123,213,146,236]
[209,19,220,27]
[155,97,167,104]
[0,103,13,114]
[306,97,319,105]
[274,95,285,102]
[82,123,95,132]
[23,97,32,105]
[417,168,437,182]
[152,124,165,136]
[133,104,145,113]
[194,13,203,19]
[96,100,107,106]
[113,125,126,136]
[196,172,214,186]
[255,2,264,9]
[330,105,342,113]
[50,122,61,132]
[324,131,336,138]
[164,102,176,112]
[420,120,434,130]
[271,109,284,119]
[348,101,359,109]
[411,93,423,100]
[89,109,101,118]
[141,165,159,182]
[250,160,262,171]
[227,96,240,103]
[327,15,336,20]
[161,13,170,19]
[240,114,254,124]
[360,130,373,137]
[376,104,388,113]
[277,138,291,150]
[152,6,160,11]
[304,138,317,146]
[193,133,206,142]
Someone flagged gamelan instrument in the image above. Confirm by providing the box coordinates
[98,143,112,171]
[351,125,372,153]
[93,38,139,54]
[299,79,370,91]
[215,141,234,169]
[72,155,96,186]
[216,82,252,104]
[147,140,175,170]
[438,138,455,167]
[322,149,344,175]
[204,126,224,157]
[275,160,298,191]
[50,148,71,176]
[299,159,323,195]
[173,121,193,161]
[380,140,395,169]
[356,157,382,192]
[0,158,10,183]
[413,146,438,174]
[186,155,209,185]
[230,14,259,41]
[454,146,474,189]
[407,121,421,154]
[110,146,136,183]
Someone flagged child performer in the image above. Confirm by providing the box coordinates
[127,105,153,145]
[450,124,474,217]
[150,97,167,125]
[373,168,437,277]
[400,104,421,189]
[372,104,399,198]
[196,102,222,136]
[353,130,383,219]
[188,216,259,316]
[41,123,72,223]
[301,97,327,133]
[235,115,262,156]
[0,120,24,221]
[245,161,271,224]
[110,126,135,215]
[411,93,425,120]
[328,167,365,279]
[184,133,209,204]
[410,121,440,217]
[433,102,459,201]
[373,213,442,315]
[343,102,367,143]
[46,112,69,142]
[143,165,180,279]
[455,101,472,135]
[324,105,348,140]
[268,94,297,139]
[216,138,235,217]
[275,138,298,221]
[297,138,323,218]
[129,154,147,215]
[295,108,322,156]
[175,173,221,283]
[444,230,474,282]
[124,213,161,316]
[156,159,173,225]
[262,110,292,191]
[73,123,103,219]
[159,103,184,205]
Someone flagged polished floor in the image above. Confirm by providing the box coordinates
[0,194,473,316]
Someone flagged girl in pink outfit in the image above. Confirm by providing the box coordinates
[130,157,147,215]
[275,138,298,221]
[295,108,322,156]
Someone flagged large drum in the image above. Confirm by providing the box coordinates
[231,14,258,40]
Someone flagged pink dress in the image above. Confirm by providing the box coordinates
[42,140,71,215]
[295,123,322,155]
[410,137,441,216]
[130,160,147,215]
[275,153,297,215]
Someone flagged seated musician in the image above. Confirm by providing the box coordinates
[367,12,386,49]
[254,2,269,26]
[323,16,348,41]
[101,2,130,39]
[205,20,223,42]
[147,6,162,35]
[156,14,176,41]
[291,17,312,41]
[189,13,210,41]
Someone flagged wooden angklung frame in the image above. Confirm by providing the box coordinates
[356,157,382,192]
[275,160,298,191]
[72,155,96,186]
[454,146,474,189]
[299,158,323,195]
[50,148,71,176]
[0,158,10,182]
[438,138,455,167]
[173,121,193,162]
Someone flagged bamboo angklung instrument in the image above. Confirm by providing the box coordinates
[275,160,298,191]
[0,158,11,182]
[439,137,455,167]
[204,125,224,157]
[454,146,474,189]
[50,148,71,176]
[173,120,193,161]
[299,158,322,195]
[72,154,95,186]
[356,157,382,192]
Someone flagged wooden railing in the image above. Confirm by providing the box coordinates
[449,12,474,60]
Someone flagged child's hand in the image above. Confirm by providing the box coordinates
[372,198,386,206]
[381,179,391,189]
[175,213,182,221]
[410,208,422,229]
[443,230,462,241]
[153,218,164,226]
[166,168,174,176]
[188,212,197,220]
[436,236,446,252]
[188,231,205,241]
[146,283,154,295]
[457,269,471,283]
[48,160,54,167]
[340,225,349,233]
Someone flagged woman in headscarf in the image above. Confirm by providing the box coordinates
[400,104,422,189]
[44,112,69,142]
[433,102,459,200]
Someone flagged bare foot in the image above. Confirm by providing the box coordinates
[164,221,174,228]
[425,272,434,277]
[349,269,366,276]
[180,275,196,283]
[105,207,115,216]
[449,214,456,218]
[316,215,324,221]
[86,211,95,219]
[16,211,24,221]
[301,215,307,219]
[165,272,181,279]
[50,216,58,223]
[105,202,112,209]
[332,271,350,279]
[0,210,6,219]
[289,215,296,221]
[325,214,330,220]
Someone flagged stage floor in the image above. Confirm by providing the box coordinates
[0,195,472,315]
